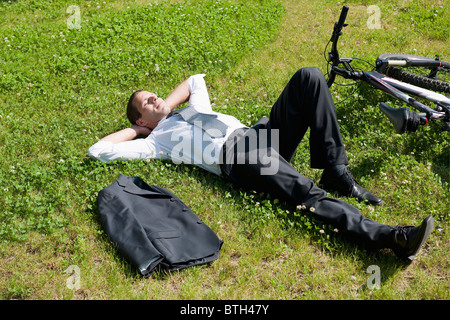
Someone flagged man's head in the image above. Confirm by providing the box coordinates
[127,90,170,129]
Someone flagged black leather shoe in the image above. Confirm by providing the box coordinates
[319,169,383,205]
[392,216,435,261]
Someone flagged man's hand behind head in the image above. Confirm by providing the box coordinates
[132,124,152,137]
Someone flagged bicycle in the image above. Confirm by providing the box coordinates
[324,5,450,134]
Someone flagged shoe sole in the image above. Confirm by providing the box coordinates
[407,216,435,261]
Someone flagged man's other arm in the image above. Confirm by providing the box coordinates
[88,125,154,163]
[99,124,151,144]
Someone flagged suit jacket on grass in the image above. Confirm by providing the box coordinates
[97,174,223,276]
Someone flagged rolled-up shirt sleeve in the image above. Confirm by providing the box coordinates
[188,74,212,112]
[88,138,157,163]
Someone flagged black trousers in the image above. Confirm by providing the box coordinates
[221,67,394,250]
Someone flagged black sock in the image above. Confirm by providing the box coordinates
[324,164,346,176]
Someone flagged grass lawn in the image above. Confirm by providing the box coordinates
[0,0,449,300]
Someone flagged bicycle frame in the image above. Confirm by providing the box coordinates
[351,69,449,119]
[326,6,450,132]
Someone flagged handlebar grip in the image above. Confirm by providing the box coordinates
[337,5,349,28]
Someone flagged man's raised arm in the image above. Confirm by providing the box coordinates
[165,79,190,111]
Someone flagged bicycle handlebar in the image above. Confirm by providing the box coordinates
[329,6,348,52]
[330,66,364,80]
[327,6,349,87]
[336,5,349,33]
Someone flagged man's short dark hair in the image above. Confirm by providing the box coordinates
[127,90,143,125]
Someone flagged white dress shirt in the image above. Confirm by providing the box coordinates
[88,74,247,175]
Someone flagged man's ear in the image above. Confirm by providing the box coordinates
[136,119,147,127]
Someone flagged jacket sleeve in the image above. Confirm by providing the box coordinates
[97,189,163,276]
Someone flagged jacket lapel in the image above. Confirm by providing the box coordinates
[117,175,170,198]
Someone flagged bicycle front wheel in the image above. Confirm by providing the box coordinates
[376,53,450,93]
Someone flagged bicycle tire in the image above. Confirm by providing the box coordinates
[376,53,450,93]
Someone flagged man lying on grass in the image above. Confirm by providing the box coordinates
[89,67,434,261]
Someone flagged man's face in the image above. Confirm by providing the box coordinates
[134,91,170,129]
